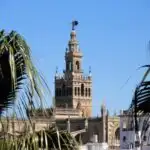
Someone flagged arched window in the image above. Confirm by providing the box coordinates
[69,61,72,71]
[81,84,84,96]
[76,61,80,70]
[78,87,80,96]
[115,128,120,140]
[85,88,87,96]
[56,88,61,96]
[123,136,126,142]
[75,87,77,96]
[143,136,147,142]
[66,62,69,71]
[88,88,91,97]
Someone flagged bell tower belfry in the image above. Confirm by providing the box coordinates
[54,21,92,117]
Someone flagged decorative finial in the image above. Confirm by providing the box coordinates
[72,20,79,30]
[89,66,92,76]
[89,66,91,73]
[114,110,117,116]
[55,67,58,78]
[101,100,106,109]
[56,66,58,74]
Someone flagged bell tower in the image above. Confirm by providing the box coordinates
[54,21,92,117]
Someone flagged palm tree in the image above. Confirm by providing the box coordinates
[129,66,150,148]
[0,30,78,149]
[0,29,43,113]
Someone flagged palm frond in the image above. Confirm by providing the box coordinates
[0,127,79,150]
[128,65,150,147]
[0,30,47,114]
[0,30,78,150]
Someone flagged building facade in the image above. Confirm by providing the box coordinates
[120,110,150,150]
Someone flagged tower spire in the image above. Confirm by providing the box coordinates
[101,100,106,116]
[55,66,58,78]
[68,21,79,52]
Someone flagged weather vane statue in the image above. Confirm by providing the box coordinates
[72,20,79,30]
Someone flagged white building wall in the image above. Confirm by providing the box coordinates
[120,114,150,149]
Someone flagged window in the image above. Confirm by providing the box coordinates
[56,88,61,96]
[62,84,65,96]
[88,88,91,97]
[78,87,80,96]
[143,136,147,141]
[115,128,120,140]
[81,84,84,96]
[123,136,126,142]
[76,61,80,70]
[85,88,87,96]
[75,87,77,96]
[69,61,72,71]
[66,62,69,71]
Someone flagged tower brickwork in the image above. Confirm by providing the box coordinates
[54,22,92,117]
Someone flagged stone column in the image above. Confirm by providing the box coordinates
[101,103,106,143]
[67,118,70,132]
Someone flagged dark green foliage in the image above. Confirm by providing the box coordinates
[0,30,78,150]
[0,30,27,113]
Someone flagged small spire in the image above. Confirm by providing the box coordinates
[107,109,109,116]
[55,67,58,77]
[114,110,117,116]
[101,100,106,116]
[89,66,92,76]
[56,66,58,74]
[101,99,106,108]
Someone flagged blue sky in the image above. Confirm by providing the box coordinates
[1,0,150,116]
